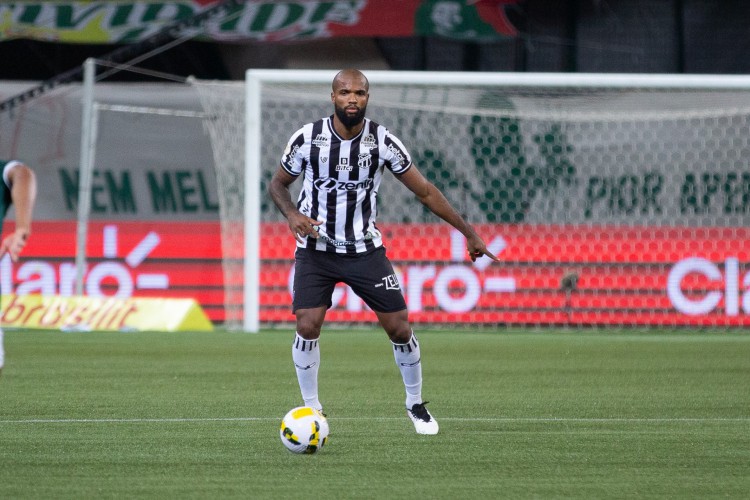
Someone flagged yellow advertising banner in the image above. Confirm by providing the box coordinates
[0,295,213,332]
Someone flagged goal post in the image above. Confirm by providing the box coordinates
[66,61,235,322]
[245,73,262,334]
[192,70,750,331]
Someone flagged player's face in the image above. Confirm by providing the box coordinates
[331,76,368,128]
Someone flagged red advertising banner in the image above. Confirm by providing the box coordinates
[5,221,750,327]
[0,1,522,44]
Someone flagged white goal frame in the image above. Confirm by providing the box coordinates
[75,59,208,305]
[241,69,750,332]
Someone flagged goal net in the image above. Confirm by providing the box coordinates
[0,64,234,323]
[192,70,750,331]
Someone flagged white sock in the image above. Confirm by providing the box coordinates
[0,329,4,370]
[292,332,321,411]
[392,331,422,409]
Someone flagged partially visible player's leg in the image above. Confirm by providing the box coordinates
[293,306,327,411]
[377,310,439,434]
[0,328,4,376]
[377,310,422,406]
[344,248,439,434]
[291,247,337,412]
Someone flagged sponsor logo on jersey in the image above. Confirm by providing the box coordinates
[314,177,374,192]
[361,134,377,150]
[335,158,352,172]
[317,233,356,246]
[312,134,329,147]
[315,229,378,247]
[283,144,300,167]
[387,143,407,168]
[358,153,372,169]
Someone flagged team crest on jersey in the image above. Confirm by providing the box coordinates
[358,153,372,170]
[312,134,329,148]
[361,134,377,150]
[335,158,352,172]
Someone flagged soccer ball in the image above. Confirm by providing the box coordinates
[279,406,329,454]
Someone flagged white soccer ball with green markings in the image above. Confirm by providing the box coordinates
[279,406,329,454]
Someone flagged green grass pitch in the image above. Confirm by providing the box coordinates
[1,328,749,499]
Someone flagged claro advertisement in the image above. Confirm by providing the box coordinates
[3,221,749,327]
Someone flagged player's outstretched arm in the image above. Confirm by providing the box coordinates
[396,164,498,263]
[0,163,36,262]
[268,166,321,243]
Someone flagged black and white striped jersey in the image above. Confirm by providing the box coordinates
[280,115,412,254]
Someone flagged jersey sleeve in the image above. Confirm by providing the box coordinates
[382,131,412,175]
[2,160,21,189]
[280,127,307,177]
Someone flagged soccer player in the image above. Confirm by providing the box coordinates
[0,160,37,377]
[268,69,498,435]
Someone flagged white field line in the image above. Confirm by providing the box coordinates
[0,417,748,424]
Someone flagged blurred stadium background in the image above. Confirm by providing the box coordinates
[1,0,750,331]
[1,3,749,498]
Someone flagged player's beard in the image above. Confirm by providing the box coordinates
[335,103,366,129]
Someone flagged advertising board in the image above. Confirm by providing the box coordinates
[5,221,748,326]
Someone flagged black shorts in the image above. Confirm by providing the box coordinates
[292,246,407,313]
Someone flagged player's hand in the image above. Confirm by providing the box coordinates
[466,235,499,263]
[287,213,322,243]
[0,229,30,262]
